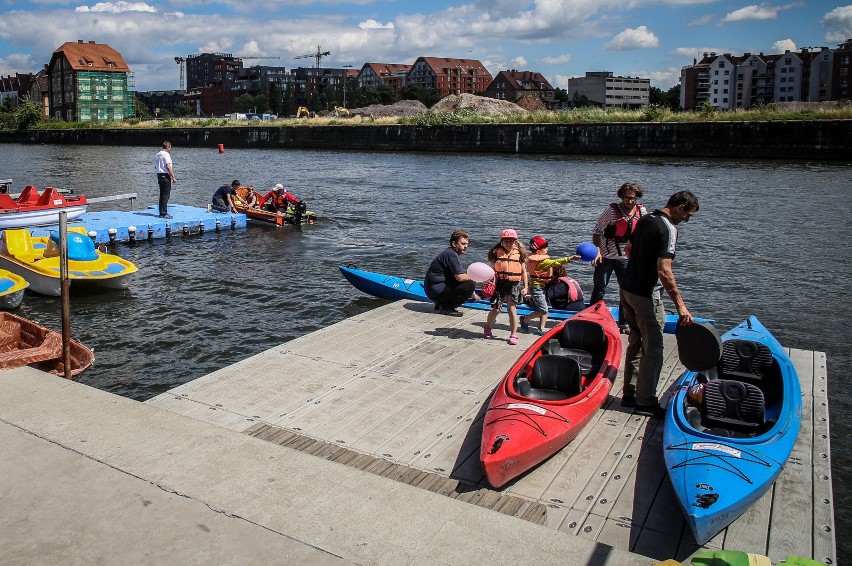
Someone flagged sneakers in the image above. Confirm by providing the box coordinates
[507,335,519,345]
[519,315,530,333]
[531,328,544,336]
[633,402,665,419]
[619,324,631,335]
[159,214,173,219]
[483,328,494,340]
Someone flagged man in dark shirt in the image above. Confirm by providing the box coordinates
[211,180,240,213]
[424,230,476,316]
[620,191,699,417]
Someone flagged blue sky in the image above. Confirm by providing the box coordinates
[0,0,849,92]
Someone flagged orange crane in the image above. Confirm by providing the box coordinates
[294,45,330,68]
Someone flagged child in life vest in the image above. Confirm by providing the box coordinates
[484,228,529,345]
[521,236,581,335]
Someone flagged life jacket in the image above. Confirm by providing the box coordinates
[603,203,643,255]
[493,247,524,282]
[273,192,291,209]
[527,253,552,285]
[547,277,584,309]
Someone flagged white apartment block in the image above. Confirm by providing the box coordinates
[567,72,650,108]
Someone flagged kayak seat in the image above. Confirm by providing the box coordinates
[702,380,765,435]
[523,355,582,401]
[541,319,606,376]
[719,340,781,404]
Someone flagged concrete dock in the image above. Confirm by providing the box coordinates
[0,301,835,564]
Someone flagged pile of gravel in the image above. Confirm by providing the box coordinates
[349,100,428,118]
[431,93,526,116]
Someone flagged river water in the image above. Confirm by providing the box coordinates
[2,143,850,559]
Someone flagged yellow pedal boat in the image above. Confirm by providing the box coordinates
[0,269,28,309]
[0,227,137,296]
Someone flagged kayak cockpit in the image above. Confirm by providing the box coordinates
[684,339,783,438]
[512,318,609,402]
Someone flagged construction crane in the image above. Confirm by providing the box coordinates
[174,57,185,91]
[294,45,330,68]
[236,56,281,61]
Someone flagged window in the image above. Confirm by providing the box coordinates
[724,79,729,85]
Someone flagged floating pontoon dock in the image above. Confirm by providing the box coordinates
[148,300,836,564]
[25,204,247,244]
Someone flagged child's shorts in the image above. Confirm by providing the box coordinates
[490,279,524,309]
[528,287,549,313]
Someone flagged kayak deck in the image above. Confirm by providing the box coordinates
[147,300,835,564]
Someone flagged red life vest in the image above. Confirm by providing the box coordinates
[603,202,643,243]
[493,248,524,282]
[559,277,583,303]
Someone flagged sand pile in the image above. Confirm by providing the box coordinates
[430,93,525,116]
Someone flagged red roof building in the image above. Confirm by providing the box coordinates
[484,70,555,104]
[47,40,134,122]
[406,57,492,99]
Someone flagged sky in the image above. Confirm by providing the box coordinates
[0,0,850,92]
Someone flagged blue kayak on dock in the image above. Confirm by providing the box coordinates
[339,265,711,334]
[663,316,802,544]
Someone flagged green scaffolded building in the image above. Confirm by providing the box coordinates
[48,40,135,122]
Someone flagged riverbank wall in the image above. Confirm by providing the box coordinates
[2,120,850,160]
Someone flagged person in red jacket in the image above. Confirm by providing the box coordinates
[259,183,300,213]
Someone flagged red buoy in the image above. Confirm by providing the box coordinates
[218,144,224,153]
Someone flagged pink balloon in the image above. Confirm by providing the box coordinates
[467,261,495,282]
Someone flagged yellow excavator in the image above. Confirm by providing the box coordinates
[333,106,350,118]
[296,106,310,118]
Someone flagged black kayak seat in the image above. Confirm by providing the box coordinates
[541,319,606,375]
[702,379,765,433]
[518,355,583,401]
[719,339,781,404]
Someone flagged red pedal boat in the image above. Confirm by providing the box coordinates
[0,185,88,229]
[480,301,622,488]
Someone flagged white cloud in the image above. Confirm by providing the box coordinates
[605,26,659,50]
[512,56,528,67]
[541,53,572,64]
[75,1,156,13]
[721,4,778,22]
[821,5,852,42]
[685,14,714,28]
[552,74,574,90]
[358,19,394,30]
[771,38,796,52]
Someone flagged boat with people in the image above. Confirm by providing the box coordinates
[233,186,316,226]
[0,227,137,296]
[480,302,621,488]
[0,311,94,378]
[0,185,88,229]
[663,316,801,544]
[0,269,29,309]
[338,265,711,333]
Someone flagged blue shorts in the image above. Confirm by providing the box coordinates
[528,287,549,313]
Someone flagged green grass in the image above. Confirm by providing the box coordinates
[11,101,852,130]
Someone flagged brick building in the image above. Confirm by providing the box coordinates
[406,57,492,98]
[484,70,555,104]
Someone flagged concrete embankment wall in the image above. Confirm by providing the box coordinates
[2,121,850,160]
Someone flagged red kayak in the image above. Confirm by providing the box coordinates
[480,301,622,488]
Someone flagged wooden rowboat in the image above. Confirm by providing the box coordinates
[234,187,317,226]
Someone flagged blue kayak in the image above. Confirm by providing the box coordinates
[663,316,802,544]
[339,265,711,334]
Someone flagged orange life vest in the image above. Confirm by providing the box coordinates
[527,253,552,284]
[494,248,524,282]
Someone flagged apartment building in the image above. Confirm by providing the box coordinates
[680,40,852,110]
[406,57,492,98]
[484,70,555,104]
[358,63,411,96]
[566,72,650,108]
[47,40,134,122]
